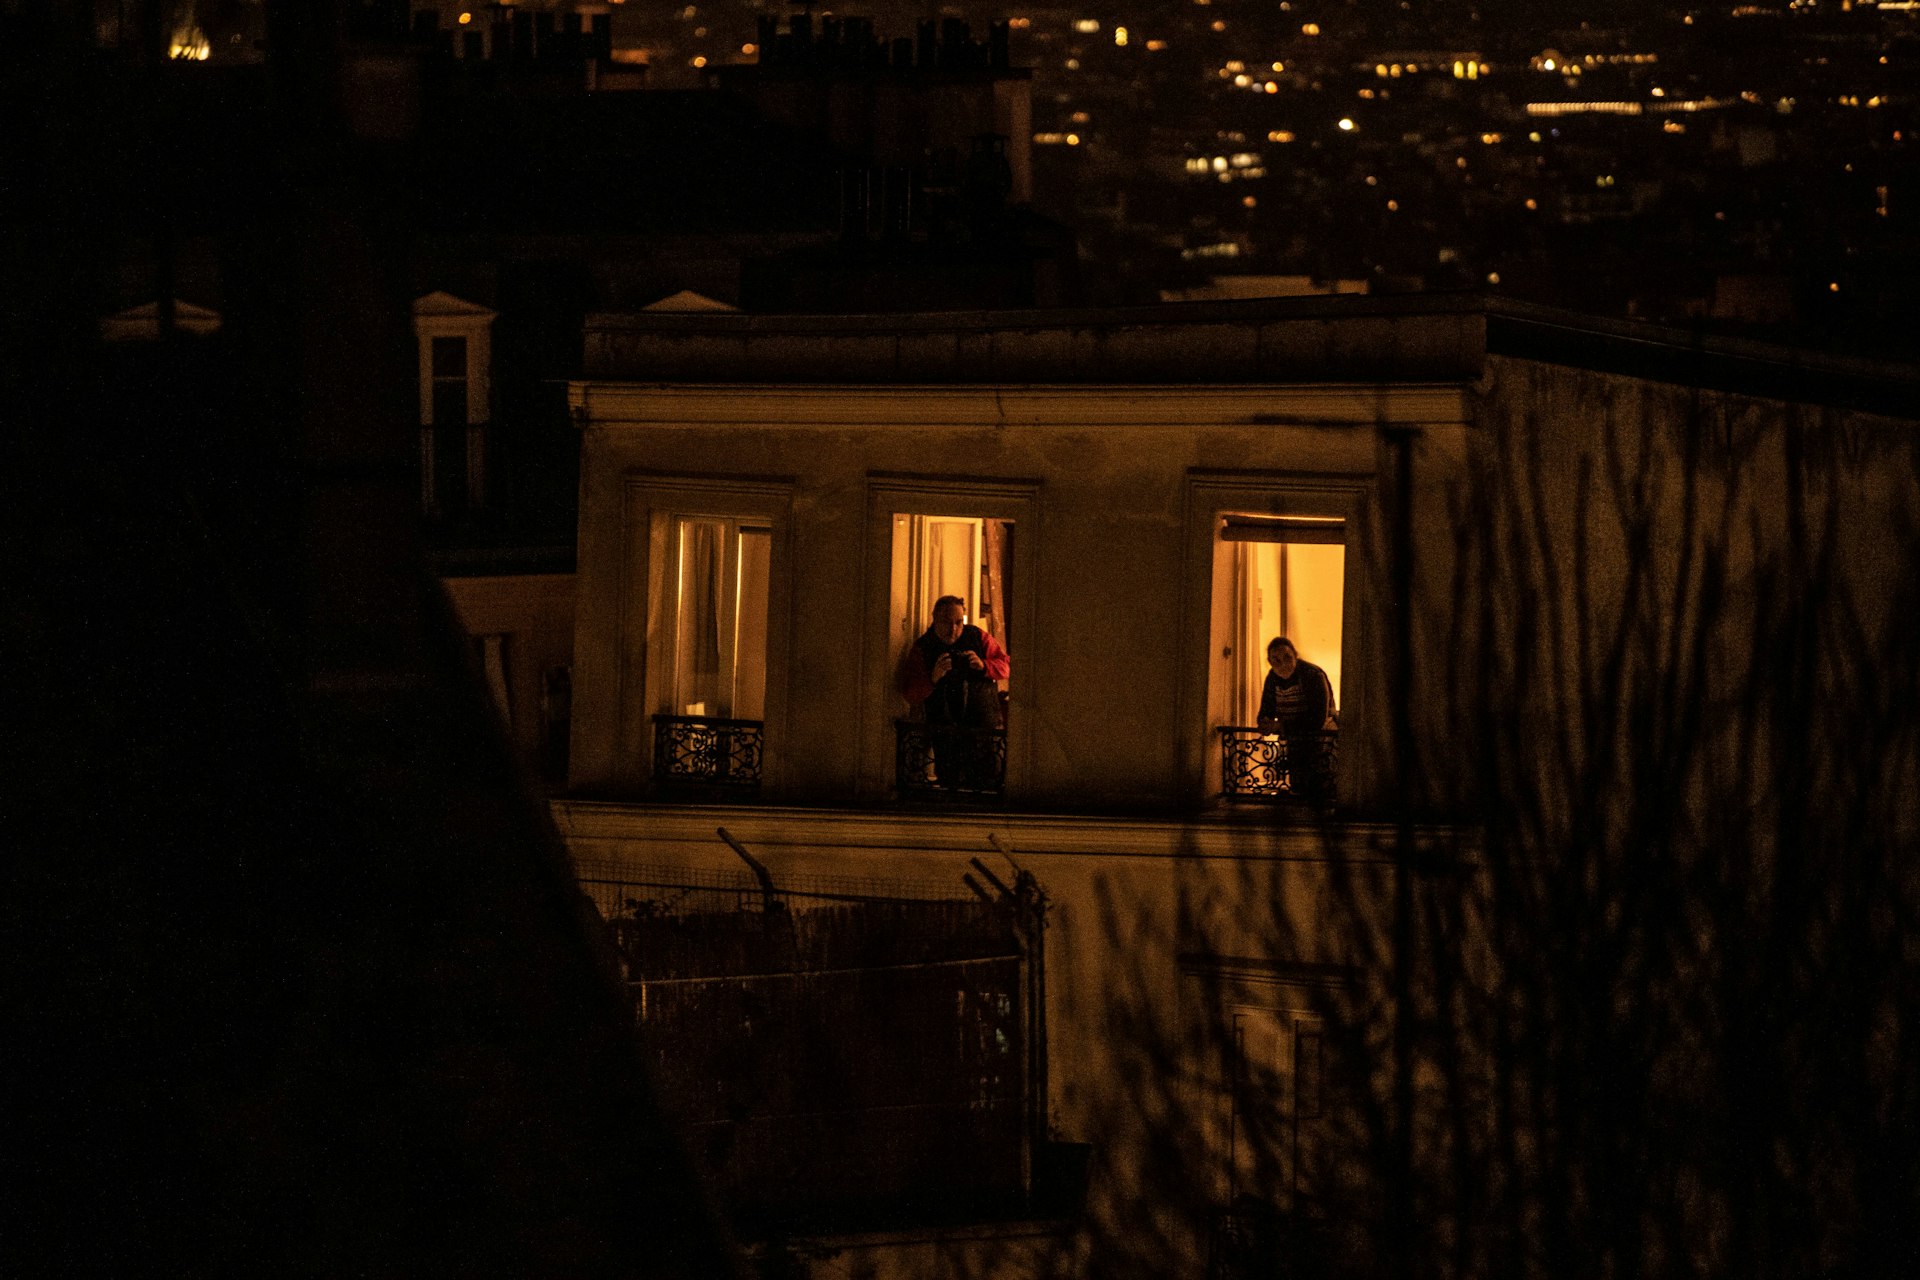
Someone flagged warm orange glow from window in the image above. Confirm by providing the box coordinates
[458,12,472,25]
[690,55,706,67]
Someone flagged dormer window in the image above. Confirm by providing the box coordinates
[412,291,496,517]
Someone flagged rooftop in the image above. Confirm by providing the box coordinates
[581,295,1920,416]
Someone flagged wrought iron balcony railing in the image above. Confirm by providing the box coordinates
[1217,727,1338,803]
[653,714,764,791]
[895,719,1007,800]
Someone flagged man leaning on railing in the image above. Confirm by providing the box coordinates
[1257,636,1337,800]
[899,595,1010,790]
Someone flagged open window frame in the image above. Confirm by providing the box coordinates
[612,474,796,796]
[860,474,1042,804]
[1178,471,1372,809]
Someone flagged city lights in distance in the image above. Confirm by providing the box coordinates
[1301,23,1321,36]
[1114,27,1128,46]
[1337,118,1355,131]
[458,11,472,24]
[1268,130,1296,143]
[1073,19,1100,33]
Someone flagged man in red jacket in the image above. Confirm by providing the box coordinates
[899,596,1010,789]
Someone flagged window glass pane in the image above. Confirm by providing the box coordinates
[432,379,468,429]
[432,422,468,513]
[733,526,771,720]
[431,335,467,379]
[674,518,726,716]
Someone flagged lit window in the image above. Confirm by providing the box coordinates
[1210,516,1344,727]
[655,516,770,722]
[890,514,1016,797]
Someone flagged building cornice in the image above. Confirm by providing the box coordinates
[566,382,1474,429]
[551,798,1468,865]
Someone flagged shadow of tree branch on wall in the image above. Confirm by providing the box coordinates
[1038,375,1920,1280]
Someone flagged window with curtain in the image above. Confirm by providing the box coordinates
[888,513,1014,662]
[666,516,770,720]
[1211,515,1344,727]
